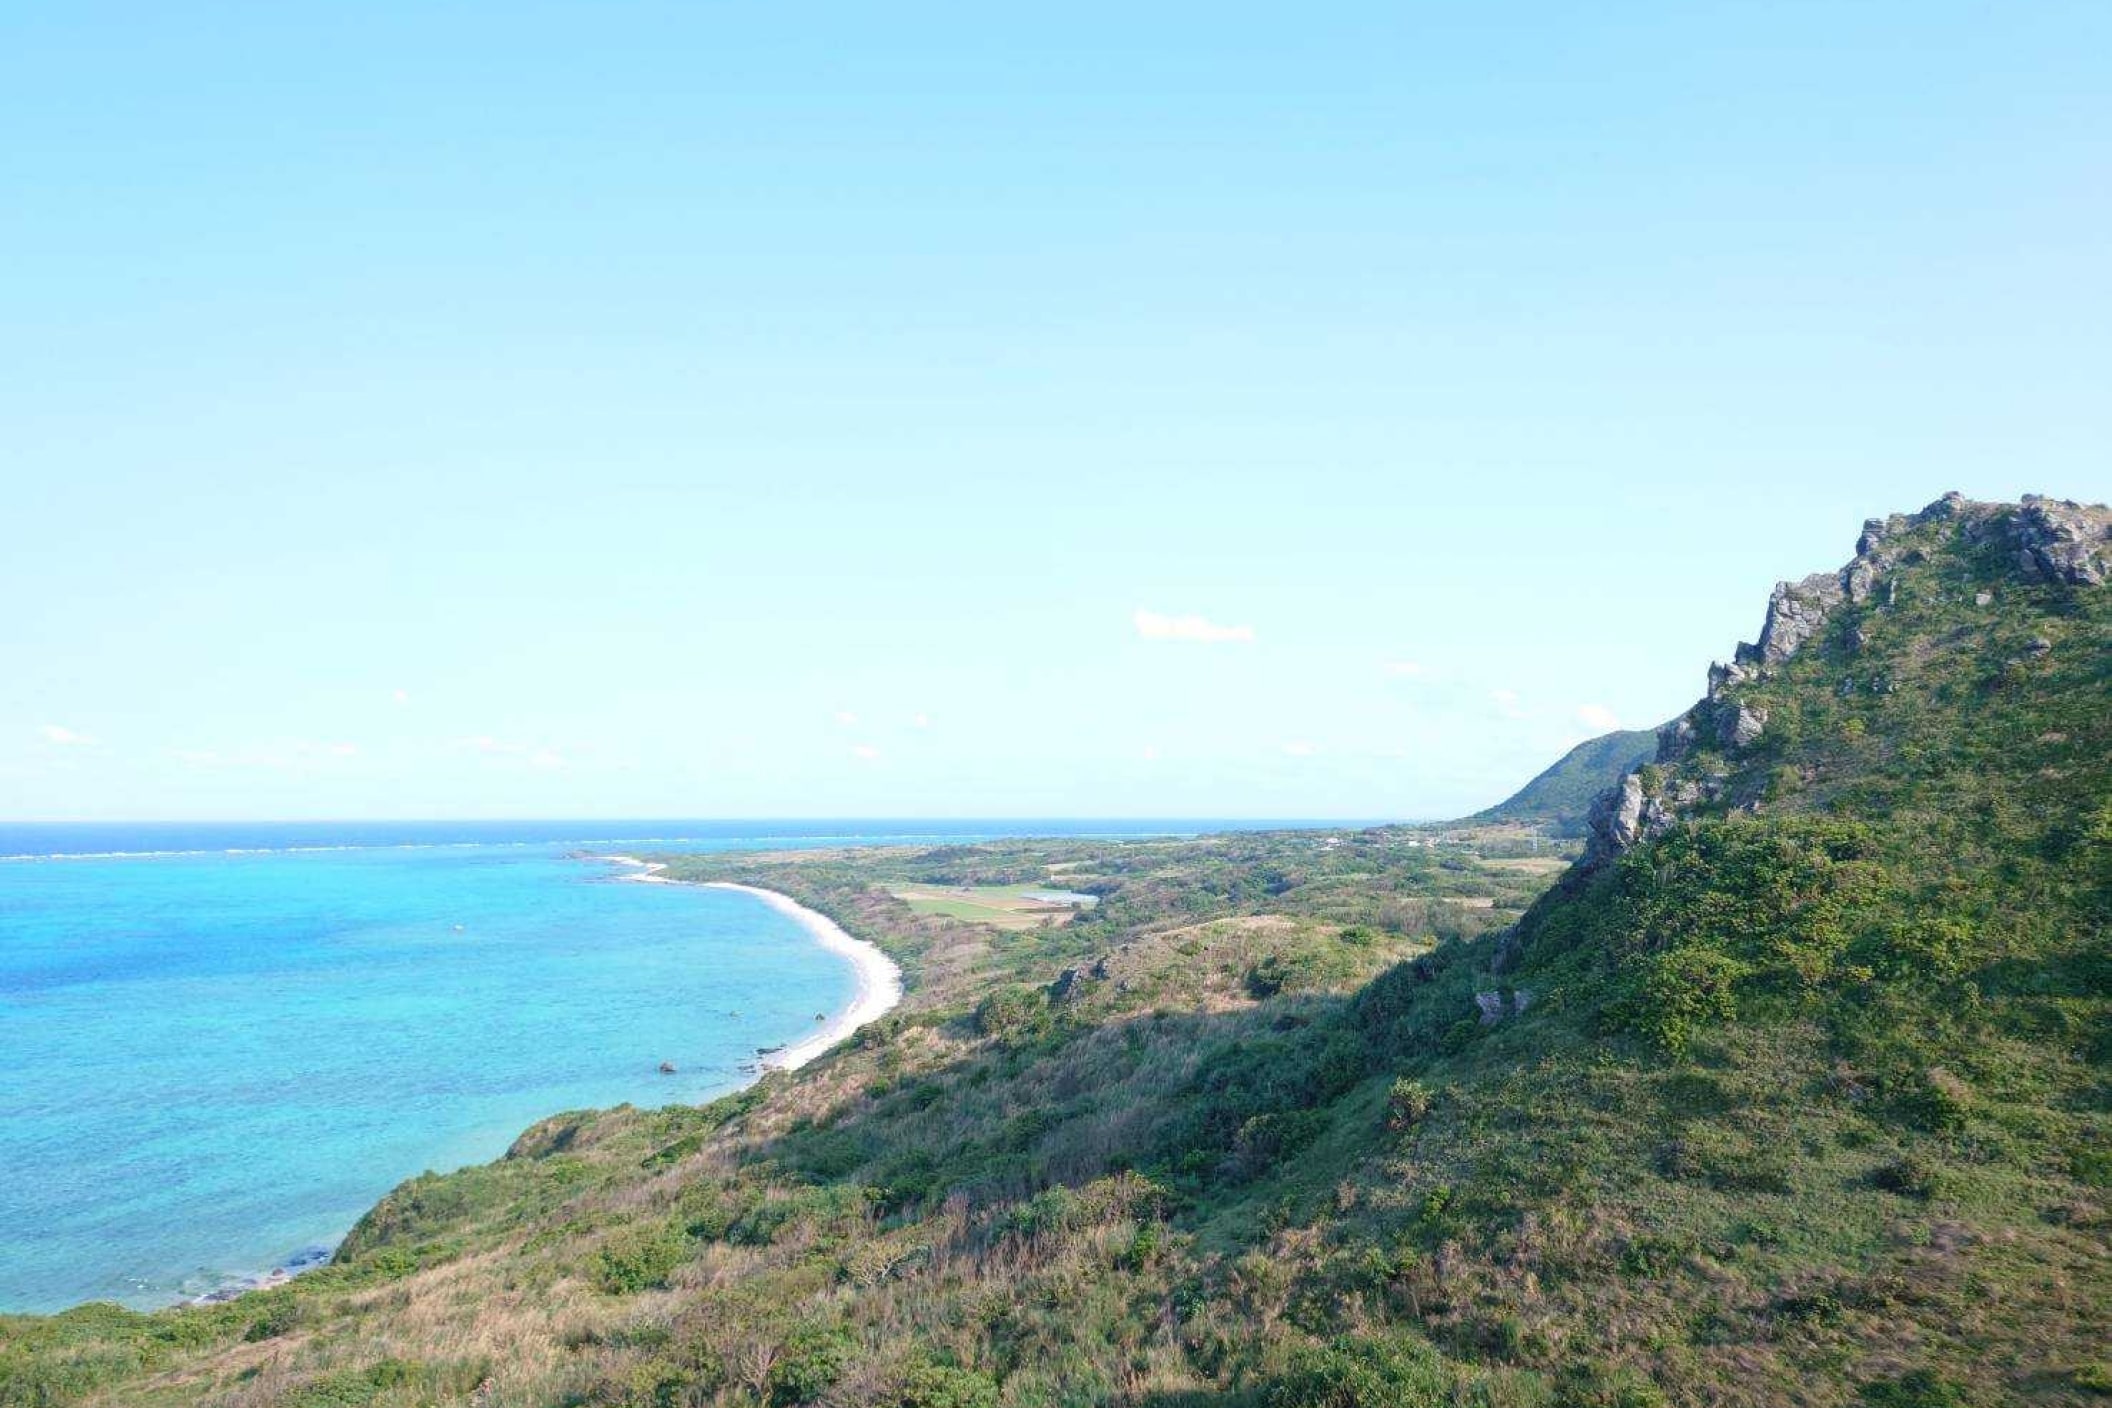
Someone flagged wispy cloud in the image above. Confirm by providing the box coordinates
[1381,660,1427,678]
[462,736,564,769]
[1133,608,1255,644]
[1491,689,1529,720]
[392,688,410,705]
[169,740,360,770]
[851,743,882,762]
[39,724,97,746]
[835,710,859,726]
[910,712,931,729]
[1576,703,1622,732]
[1282,740,1318,757]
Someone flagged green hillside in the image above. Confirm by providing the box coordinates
[1468,728,1660,834]
[5,494,2106,1408]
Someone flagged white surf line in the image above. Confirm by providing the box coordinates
[594,858,904,1072]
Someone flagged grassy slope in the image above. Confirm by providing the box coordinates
[4,500,2106,1408]
[1469,730,1660,835]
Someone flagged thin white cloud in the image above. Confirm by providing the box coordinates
[851,743,882,762]
[40,724,97,746]
[1140,745,1161,761]
[1491,689,1529,721]
[392,688,410,705]
[1576,703,1623,732]
[1382,660,1426,678]
[1133,608,1255,644]
[1282,740,1318,757]
[910,712,931,729]
[462,736,563,770]
[835,710,859,726]
[167,740,361,770]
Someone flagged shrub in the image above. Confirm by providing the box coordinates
[1118,1220,1163,1271]
[1267,1334,1449,1406]
[1860,1369,1969,1407]
[897,1359,1002,1408]
[283,1360,421,1408]
[1873,1151,1944,1200]
[974,986,1051,1045]
[1385,1078,1434,1132]
[2071,1362,2112,1395]
[1629,947,1749,1055]
[1618,1234,1694,1278]
[765,1324,857,1406]
[592,1229,689,1294]
[242,1291,301,1342]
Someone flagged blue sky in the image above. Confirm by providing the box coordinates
[3,2,2106,821]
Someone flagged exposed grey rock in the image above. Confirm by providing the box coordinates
[1511,988,1534,1014]
[1047,968,1090,1003]
[2027,636,2053,656]
[1975,591,1994,607]
[1474,991,1506,1025]
[1582,770,1676,866]
[1720,704,1767,750]
[2012,495,2110,586]
[1756,571,1846,664]
[1706,660,1753,701]
[1592,773,1646,851]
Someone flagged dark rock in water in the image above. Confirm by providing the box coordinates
[757,1043,785,1055]
[658,1060,677,1074]
[814,1012,827,1022]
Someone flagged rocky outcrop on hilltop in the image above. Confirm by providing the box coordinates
[1580,492,2110,868]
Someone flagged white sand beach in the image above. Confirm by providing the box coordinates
[600,858,904,1072]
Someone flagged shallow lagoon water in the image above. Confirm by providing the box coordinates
[0,820,1265,1311]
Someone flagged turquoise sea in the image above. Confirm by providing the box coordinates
[0,819,1283,1313]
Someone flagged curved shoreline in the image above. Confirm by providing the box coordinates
[599,858,905,1071]
[189,862,900,1308]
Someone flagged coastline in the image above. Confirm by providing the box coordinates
[599,858,905,1072]
[189,859,901,1308]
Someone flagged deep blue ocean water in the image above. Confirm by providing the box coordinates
[0,819,1303,1313]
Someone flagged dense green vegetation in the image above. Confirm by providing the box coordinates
[3,497,2105,1407]
[1469,728,1661,835]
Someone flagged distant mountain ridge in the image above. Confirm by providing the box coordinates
[1467,727,1659,834]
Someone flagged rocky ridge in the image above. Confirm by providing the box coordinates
[1582,492,2110,868]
